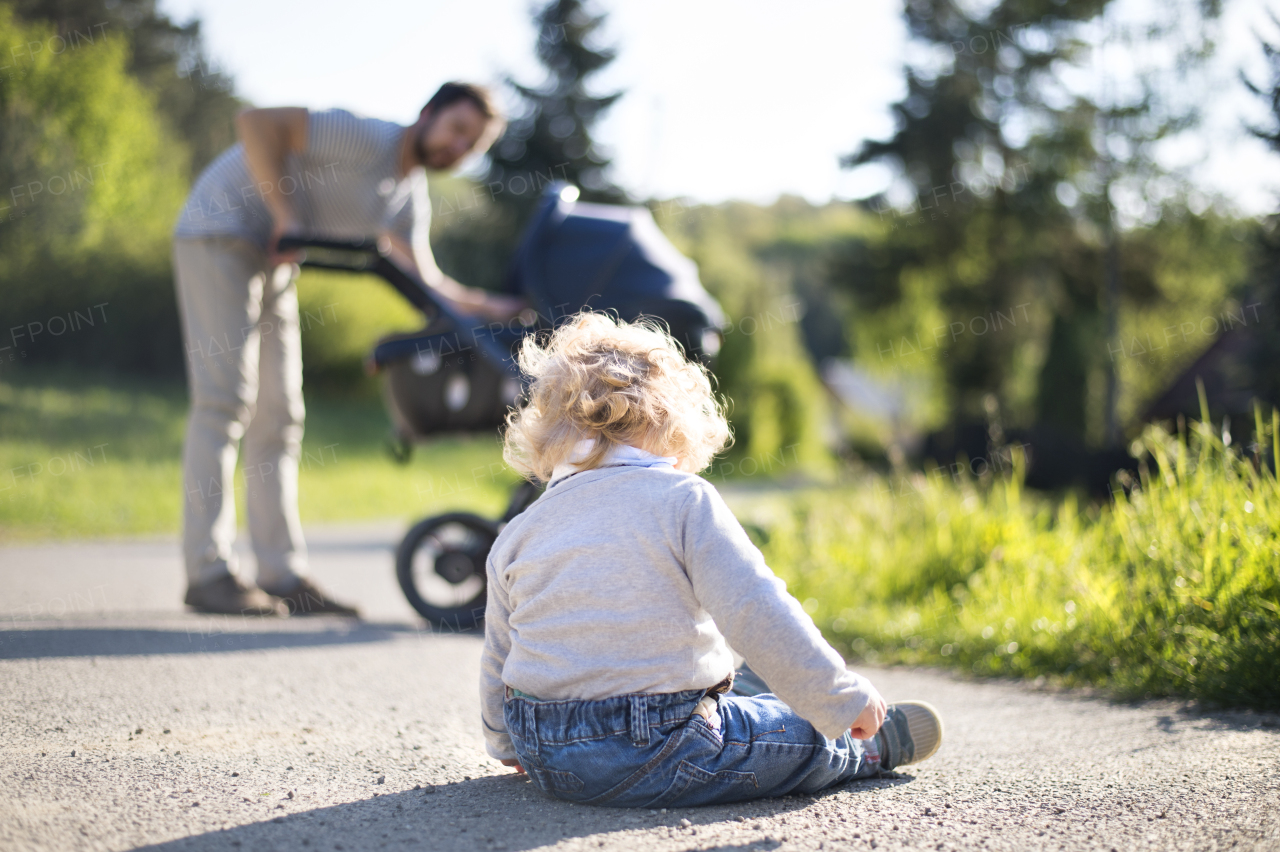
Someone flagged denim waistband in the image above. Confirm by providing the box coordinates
[504,674,732,704]
[505,687,710,750]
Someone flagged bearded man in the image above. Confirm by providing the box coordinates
[172,83,515,616]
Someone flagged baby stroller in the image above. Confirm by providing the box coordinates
[281,184,725,630]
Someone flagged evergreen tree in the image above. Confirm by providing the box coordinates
[1245,28,1280,409]
[834,0,1221,443]
[485,0,625,208]
[437,0,625,292]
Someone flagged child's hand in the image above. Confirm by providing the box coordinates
[850,694,887,740]
[500,758,525,774]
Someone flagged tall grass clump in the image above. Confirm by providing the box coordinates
[759,408,1280,709]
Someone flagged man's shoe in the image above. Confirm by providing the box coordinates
[184,574,286,616]
[875,701,943,770]
[268,578,360,617]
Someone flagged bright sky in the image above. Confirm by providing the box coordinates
[160,0,1280,215]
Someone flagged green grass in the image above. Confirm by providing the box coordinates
[0,369,518,540]
[746,409,1280,710]
[5,368,1276,709]
[0,365,821,541]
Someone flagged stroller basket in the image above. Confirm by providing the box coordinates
[378,322,523,437]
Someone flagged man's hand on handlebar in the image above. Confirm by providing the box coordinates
[432,279,530,324]
[274,231,531,324]
[380,231,529,323]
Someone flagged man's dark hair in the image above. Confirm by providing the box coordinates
[423,82,501,122]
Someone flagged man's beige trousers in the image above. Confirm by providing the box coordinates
[173,236,306,591]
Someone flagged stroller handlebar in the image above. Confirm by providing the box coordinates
[280,233,521,380]
[276,235,383,276]
[276,235,383,254]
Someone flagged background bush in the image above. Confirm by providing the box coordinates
[750,407,1280,709]
[0,6,189,375]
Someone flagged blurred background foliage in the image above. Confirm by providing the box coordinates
[1,0,1277,485]
[836,0,1260,451]
[2,0,1277,706]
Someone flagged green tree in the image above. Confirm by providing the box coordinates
[438,0,625,292]
[0,4,189,372]
[11,0,241,179]
[486,0,624,207]
[835,0,1227,445]
[1245,28,1280,410]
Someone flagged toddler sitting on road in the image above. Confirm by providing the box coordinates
[480,312,941,807]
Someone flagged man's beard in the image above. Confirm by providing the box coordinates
[414,114,440,169]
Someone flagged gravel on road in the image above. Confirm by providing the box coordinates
[1,528,1278,851]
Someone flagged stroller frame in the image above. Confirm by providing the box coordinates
[279,183,723,629]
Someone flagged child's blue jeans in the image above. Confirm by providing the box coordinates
[502,677,882,808]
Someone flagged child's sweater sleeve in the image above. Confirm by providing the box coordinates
[480,556,519,761]
[680,481,881,740]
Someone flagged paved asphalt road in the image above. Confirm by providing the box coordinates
[2,521,1278,852]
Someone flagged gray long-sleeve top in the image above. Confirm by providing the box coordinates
[480,464,878,760]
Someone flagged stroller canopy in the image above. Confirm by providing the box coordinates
[367,185,727,441]
[508,185,725,339]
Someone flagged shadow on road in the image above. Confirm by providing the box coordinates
[128,772,913,852]
[0,621,431,659]
[1149,707,1280,736]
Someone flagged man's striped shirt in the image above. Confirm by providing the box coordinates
[173,108,431,264]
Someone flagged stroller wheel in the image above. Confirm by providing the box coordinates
[395,513,496,630]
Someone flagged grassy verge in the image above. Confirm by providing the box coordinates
[6,370,1276,710]
[0,370,517,540]
[0,366,823,540]
[747,411,1280,710]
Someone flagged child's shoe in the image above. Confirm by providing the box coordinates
[875,701,943,770]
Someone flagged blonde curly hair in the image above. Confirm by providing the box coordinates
[502,312,732,482]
